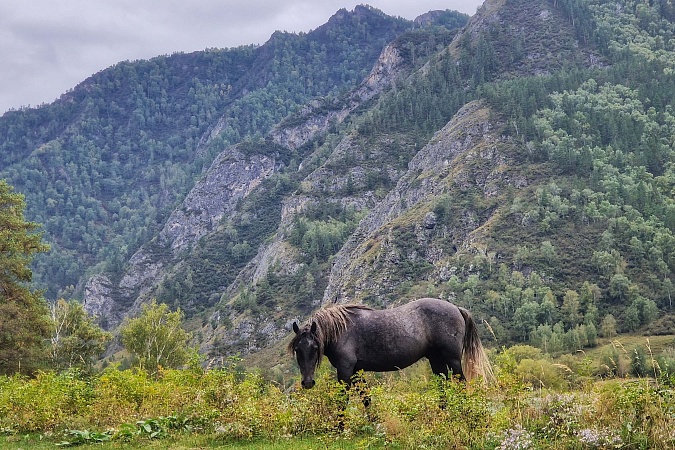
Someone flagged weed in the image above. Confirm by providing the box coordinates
[55,429,112,447]
[1,348,674,449]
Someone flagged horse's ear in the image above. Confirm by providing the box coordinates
[293,322,300,334]
[310,321,317,334]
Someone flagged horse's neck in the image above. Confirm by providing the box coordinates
[323,341,340,364]
[319,327,340,356]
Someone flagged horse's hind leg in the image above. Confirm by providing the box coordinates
[428,350,464,380]
[448,358,465,381]
[428,357,450,408]
[429,354,464,409]
[428,356,449,379]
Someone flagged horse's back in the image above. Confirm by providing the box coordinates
[403,298,465,328]
[347,298,465,360]
[358,298,465,336]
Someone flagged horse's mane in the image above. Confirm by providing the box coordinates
[288,304,372,366]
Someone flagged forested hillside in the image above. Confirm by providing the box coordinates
[0,5,445,301]
[214,0,675,360]
[1,0,674,366]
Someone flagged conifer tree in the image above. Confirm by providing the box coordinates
[0,180,51,375]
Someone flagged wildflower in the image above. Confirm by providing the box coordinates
[577,427,623,448]
[496,425,535,450]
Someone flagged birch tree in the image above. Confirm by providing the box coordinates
[49,298,111,372]
[120,299,193,374]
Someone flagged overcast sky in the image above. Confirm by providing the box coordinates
[0,1,483,116]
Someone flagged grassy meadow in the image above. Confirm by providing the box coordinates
[1,337,674,449]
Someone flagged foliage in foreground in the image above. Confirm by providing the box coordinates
[0,180,51,376]
[1,346,674,449]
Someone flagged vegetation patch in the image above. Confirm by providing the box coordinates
[1,346,674,449]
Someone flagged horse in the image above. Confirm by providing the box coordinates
[289,297,493,391]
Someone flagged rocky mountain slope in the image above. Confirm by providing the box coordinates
[0,4,420,301]
[193,0,616,360]
[4,0,675,368]
[82,9,430,348]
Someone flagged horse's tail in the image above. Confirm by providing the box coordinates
[459,307,494,384]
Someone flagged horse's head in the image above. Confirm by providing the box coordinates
[291,321,320,389]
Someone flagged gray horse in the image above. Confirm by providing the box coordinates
[289,298,493,389]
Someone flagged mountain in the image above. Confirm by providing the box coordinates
[2,0,675,368]
[0,5,430,301]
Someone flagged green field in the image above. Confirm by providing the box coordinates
[1,435,372,450]
[1,337,675,449]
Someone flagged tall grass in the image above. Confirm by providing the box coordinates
[1,348,674,449]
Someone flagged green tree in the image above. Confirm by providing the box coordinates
[513,301,540,341]
[561,290,582,329]
[538,290,558,325]
[600,314,618,338]
[0,180,51,375]
[48,298,111,373]
[609,273,632,301]
[120,299,193,374]
[540,240,557,264]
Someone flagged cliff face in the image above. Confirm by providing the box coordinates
[83,144,281,327]
[159,148,279,254]
[270,42,406,151]
[322,101,513,305]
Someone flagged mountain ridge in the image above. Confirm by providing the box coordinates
[2,0,675,370]
[0,5,423,301]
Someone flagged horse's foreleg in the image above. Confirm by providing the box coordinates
[335,369,353,431]
[351,372,371,408]
[335,381,349,431]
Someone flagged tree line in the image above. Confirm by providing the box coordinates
[0,180,193,375]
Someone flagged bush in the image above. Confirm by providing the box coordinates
[515,359,568,390]
[594,344,630,378]
[1,352,674,448]
[594,379,673,445]
[655,347,675,383]
[0,371,93,432]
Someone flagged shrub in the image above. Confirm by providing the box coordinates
[594,344,630,378]
[89,367,155,426]
[503,345,544,363]
[593,379,673,445]
[0,370,93,432]
[515,358,568,390]
[1,350,674,448]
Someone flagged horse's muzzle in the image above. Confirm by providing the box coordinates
[301,379,316,389]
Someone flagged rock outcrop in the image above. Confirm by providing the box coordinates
[270,42,406,151]
[159,147,279,254]
[321,100,514,304]
[83,144,281,326]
